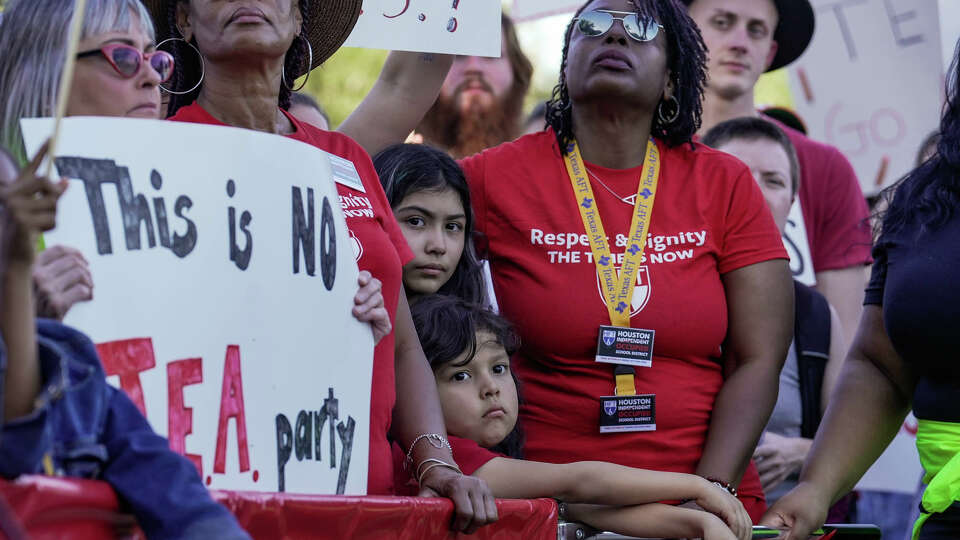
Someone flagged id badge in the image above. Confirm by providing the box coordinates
[596,325,655,367]
[598,394,656,433]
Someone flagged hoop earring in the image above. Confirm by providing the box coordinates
[281,35,313,92]
[657,95,680,125]
[158,37,205,95]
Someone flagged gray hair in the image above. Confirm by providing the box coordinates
[0,0,156,164]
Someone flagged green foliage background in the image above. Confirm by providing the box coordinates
[301,47,388,129]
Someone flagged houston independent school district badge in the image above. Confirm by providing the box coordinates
[596,326,655,368]
[599,394,656,433]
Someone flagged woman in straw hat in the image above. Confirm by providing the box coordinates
[143,0,497,530]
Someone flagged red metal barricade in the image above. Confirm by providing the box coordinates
[0,476,559,539]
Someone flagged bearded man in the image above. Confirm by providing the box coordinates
[417,14,533,158]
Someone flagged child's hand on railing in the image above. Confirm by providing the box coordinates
[692,478,751,540]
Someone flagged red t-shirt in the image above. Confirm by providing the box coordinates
[449,435,504,476]
[460,130,787,518]
[170,103,413,495]
[773,120,873,271]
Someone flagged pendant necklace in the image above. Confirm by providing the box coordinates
[585,167,637,206]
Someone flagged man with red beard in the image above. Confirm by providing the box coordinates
[417,14,533,158]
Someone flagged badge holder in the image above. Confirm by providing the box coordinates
[598,365,656,433]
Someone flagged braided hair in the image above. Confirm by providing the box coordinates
[545,0,707,151]
[162,0,312,118]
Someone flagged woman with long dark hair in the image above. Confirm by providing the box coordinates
[454,0,793,521]
[373,144,487,305]
[143,0,494,530]
[762,42,960,540]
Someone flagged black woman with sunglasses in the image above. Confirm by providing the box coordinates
[451,0,792,524]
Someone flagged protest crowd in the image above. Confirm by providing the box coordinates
[0,0,956,539]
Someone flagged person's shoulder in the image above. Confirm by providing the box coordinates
[36,320,107,378]
[463,129,558,167]
[295,120,368,160]
[167,102,217,125]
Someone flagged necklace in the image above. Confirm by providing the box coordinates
[585,167,637,206]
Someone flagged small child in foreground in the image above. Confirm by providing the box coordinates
[0,144,249,539]
[409,294,752,540]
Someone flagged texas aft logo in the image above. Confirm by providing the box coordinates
[595,266,652,317]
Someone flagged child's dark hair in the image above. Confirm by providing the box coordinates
[410,295,524,458]
[373,144,488,305]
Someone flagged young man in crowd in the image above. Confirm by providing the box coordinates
[416,14,533,158]
[683,0,873,350]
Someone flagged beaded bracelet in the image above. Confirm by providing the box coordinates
[416,458,463,484]
[404,433,452,469]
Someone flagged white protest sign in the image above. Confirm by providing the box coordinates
[344,1,502,57]
[940,0,960,72]
[509,0,580,22]
[786,0,942,195]
[22,117,374,496]
[857,414,923,493]
[783,200,816,286]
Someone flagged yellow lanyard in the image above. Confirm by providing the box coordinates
[563,139,661,395]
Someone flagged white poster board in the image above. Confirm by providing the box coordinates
[22,117,374,496]
[344,0,502,56]
[783,199,816,286]
[940,0,960,73]
[786,0,943,195]
[509,0,579,22]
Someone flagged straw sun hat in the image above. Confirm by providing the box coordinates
[142,0,363,77]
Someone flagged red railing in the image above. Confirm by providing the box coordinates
[0,476,559,539]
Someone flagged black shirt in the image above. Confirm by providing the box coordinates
[865,211,960,422]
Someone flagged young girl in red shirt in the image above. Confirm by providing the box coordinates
[409,294,752,540]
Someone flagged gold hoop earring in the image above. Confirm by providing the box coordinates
[158,37,205,95]
[281,35,313,92]
[657,95,680,125]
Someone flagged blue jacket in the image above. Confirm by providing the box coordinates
[0,320,250,539]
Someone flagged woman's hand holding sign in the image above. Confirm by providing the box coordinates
[353,270,391,345]
[33,245,94,320]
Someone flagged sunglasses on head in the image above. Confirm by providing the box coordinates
[76,43,175,83]
[573,10,664,42]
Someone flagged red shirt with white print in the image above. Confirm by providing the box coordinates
[170,103,413,495]
[459,129,787,519]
